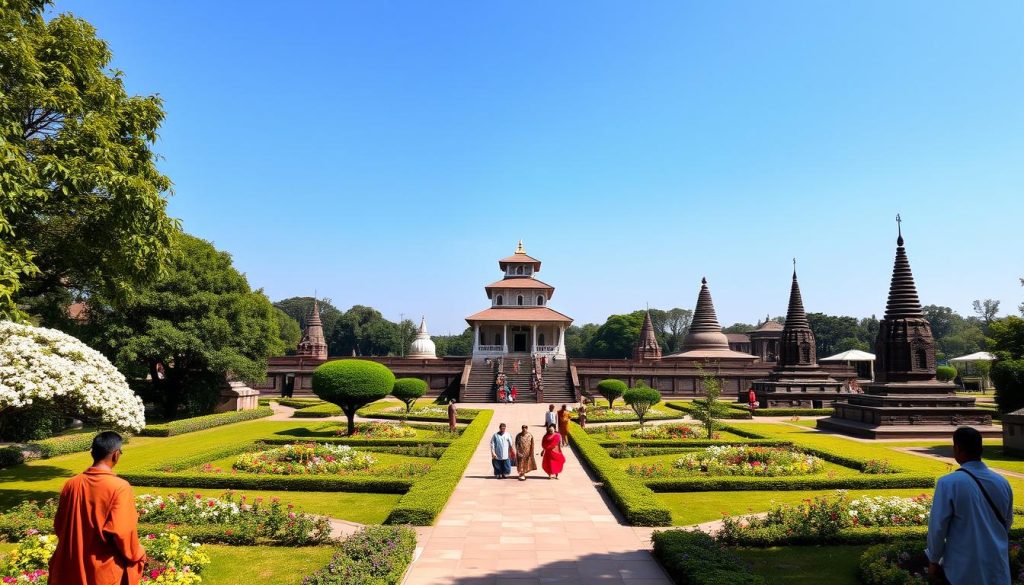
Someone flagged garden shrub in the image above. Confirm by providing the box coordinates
[391,378,427,413]
[596,379,627,408]
[140,407,273,436]
[313,360,396,435]
[357,406,480,424]
[858,539,1024,585]
[665,401,751,419]
[303,525,416,585]
[574,405,678,423]
[651,530,767,585]
[667,445,825,477]
[0,446,24,469]
[385,410,493,525]
[623,383,661,426]
[120,469,414,493]
[936,365,958,382]
[0,403,67,441]
[994,359,1024,414]
[293,403,344,418]
[569,423,671,526]
[751,407,834,417]
[29,432,131,459]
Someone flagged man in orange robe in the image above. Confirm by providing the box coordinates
[49,431,147,585]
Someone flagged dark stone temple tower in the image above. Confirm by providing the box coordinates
[818,221,996,438]
[633,310,663,361]
[752,264,844,407]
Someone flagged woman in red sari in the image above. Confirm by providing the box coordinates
[540,424,565,479]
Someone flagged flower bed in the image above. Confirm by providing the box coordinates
[302,525,416,585]
[233,443,375,475]
[335,423,417,439]
[577,405,678,423]
[0,532,210,584]
[860,540,1024,585]
[674,445,824,477]
[631,424,716,440]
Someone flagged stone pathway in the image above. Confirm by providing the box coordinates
[402,403,671,585]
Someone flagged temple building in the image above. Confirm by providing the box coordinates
[752,267,845,408]
[818,224,996,438]
[633,311,662,361]
[749,316,783,362]
[408,317,437,359]
[296,300,328,360]
[664,278,758,363]
[465,241,573,358]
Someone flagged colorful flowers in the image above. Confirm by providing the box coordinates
[673,445,824,477]
[630,424,716,440]
[232,443,375,475]
[334,422,417,438]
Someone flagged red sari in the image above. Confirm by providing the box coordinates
[541,432,565,476]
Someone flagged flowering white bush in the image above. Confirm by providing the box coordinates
[848,494,932,527]
[0,321,145,431]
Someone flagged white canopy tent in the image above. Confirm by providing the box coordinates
[948,351,997,364]
[949,351,996,391]
[820,349,876,380]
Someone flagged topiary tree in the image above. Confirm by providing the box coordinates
[313,359,395,435]
[596,379,627,408]
[392,378,427,413]
[693,365,732,439]
[623,382,661,427]
[936,365,958,383]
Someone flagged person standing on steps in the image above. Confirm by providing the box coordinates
[927,426,1013,585]
[447,399,458,433]
[540,424,565,479]
[513,359,520,374]
[514,425,537,481]
[544,404,557,429]
[490,423,514,479]
[557,404,571,446]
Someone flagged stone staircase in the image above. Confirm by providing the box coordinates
[460,355,540,403]
[542,359,576,403]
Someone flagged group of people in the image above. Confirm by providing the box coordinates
[490,404,574,480]
[495,373,518,402]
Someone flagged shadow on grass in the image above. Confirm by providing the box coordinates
[0,489,62,511]
[0,464,73,483]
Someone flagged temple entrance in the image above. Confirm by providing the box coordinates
[513,333,528,352]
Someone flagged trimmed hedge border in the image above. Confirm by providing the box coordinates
[751,407,834,417]
[652,530,767,584]
[722,524,1024,548]
[595,439,790,449]
[120,470,413,493]
[141,407,274,436]
[644,474,936,492]
[384,410,494,525]
[569,422,672,526]
[292,403,343,418]
[665,401,752,419]
[356,409,481,424]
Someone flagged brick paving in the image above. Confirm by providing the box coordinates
[402,402,671,585]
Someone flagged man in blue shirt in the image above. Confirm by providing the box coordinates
[490,423,514,479]
[927,426,1013,585]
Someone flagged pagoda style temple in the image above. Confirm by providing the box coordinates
[752,266,845,408]
[664,278,758,363]
[633,310,662,361]
[296,300,329,360]
[465,241,573,359]
[818,224,996,438]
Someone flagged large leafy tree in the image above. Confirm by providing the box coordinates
[587,312,646,358]
[1,0,178,319]
[86,233,284,418]
[273,308,301,354]
[434,328,473,357]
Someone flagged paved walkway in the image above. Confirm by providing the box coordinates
[402,403,671,585]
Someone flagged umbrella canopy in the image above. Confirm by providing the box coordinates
[820,349,876,362]
[948,351,997,364]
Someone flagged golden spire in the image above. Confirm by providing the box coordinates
[515,239,526,254]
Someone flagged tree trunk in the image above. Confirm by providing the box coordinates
[343,408,356,436]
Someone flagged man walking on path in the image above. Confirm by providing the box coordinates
[927,426,1013,585]
[49,432,147,585]
[544,404,557,429]
[490,423,514,479]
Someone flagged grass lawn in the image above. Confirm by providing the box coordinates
[192,545,337,585]
[658,488,932,525]
[735,544,867,585]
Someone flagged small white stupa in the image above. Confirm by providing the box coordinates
[408,316,437,359]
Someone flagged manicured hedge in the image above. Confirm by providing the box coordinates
[751,408,834,417]
[666,401,751,419]
[644,474,936,492]
[292,403,343,418]
[120,470,413,493]
[303,525,416,585]
[277,398,325,409]
[0,446,25,468]
[141,407,274,436]
[260,436,456,448]
[29,432,133,458]
[384,410,493,525]
[357,409,481,424]
[569,423,672,526]
[652,530,767,585]
[595,439,790,449]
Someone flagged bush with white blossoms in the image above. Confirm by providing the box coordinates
[848,494,932,527]
[0,321,145,432]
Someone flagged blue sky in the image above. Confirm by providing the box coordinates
[54,1,1023,334]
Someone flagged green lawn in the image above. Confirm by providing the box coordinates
[203,545,335,585]
[735,544,867,585]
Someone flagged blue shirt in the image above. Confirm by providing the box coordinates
[490,432,513,460]
[927,460,1013,585]
[545,411,557,427]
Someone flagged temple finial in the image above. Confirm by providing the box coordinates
[792,257,797,276]
[896,214,903,247]
[701,276,707,285]
[515,239,525,254]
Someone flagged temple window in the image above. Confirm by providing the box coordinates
[537,295,544,305]
[494,333,501,345]
[479,329,485,344]
[800,343,811,362]
[516,266,524,275]
[539,333,546,346]
[496,295,503,306]
[916,348,927,369]
[517,295,524,306]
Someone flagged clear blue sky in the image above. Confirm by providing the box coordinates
[54,1,1024,334]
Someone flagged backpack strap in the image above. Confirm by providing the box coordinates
[956,467,1008,529]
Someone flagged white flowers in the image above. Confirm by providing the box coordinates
[847,494,932,527]
[0,321,145,431]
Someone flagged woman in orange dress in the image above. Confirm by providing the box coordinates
[540,424,565,479]
[557,404,571,446]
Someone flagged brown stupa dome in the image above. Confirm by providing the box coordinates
[664,278,757,362]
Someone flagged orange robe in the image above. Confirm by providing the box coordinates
[49,468,146,585]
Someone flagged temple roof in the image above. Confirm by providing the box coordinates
[680,277,731,352]
[784,269,811,329]
[883,230,925,320]
[497,240,542,270]
[484,277,555,297]
[465,307,573,323]
[633,310,662,360]
[754,315,784,332]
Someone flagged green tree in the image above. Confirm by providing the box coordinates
[989,317,1024,359]
[662,308,693,353]
[565,323,599,358]
[623,382,661,427]
[692,365,731,439]
[587,312,645,358]
[86,233,284,418]
[923,305,958,340]
[392,378,427,413]
[806,313,865,357]
[273,308,301,354]
[2,1,178,320]
[313,360,395,435]
[989,316,1024,414]
[973,299,1001,330]
[434,328,473,357]
[722,323,755,334]
[595,379,627,408]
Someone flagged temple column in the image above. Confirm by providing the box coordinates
[473,324,480,354]
[502,323,508,354]
[531,324,537,353]
[556,325,566,357]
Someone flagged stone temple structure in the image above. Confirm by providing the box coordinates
[664,278,758,363]
[818,225,996,438]
[752,266,844,408]
[633,310,662,361]
[296,300,328,360]
[408,316,437,359]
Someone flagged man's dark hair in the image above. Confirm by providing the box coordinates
[953,426,983,460]
[91,431,123,461]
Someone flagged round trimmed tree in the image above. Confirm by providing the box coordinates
[596,379,627,408]
[313,359,395,435]
[936,365,958,383]
[0,321,145,432]
[392,378,427,413]
[623,383,661,427]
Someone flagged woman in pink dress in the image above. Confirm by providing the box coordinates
[540,424,565,479]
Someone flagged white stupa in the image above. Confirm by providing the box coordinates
[408,316,437,359]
